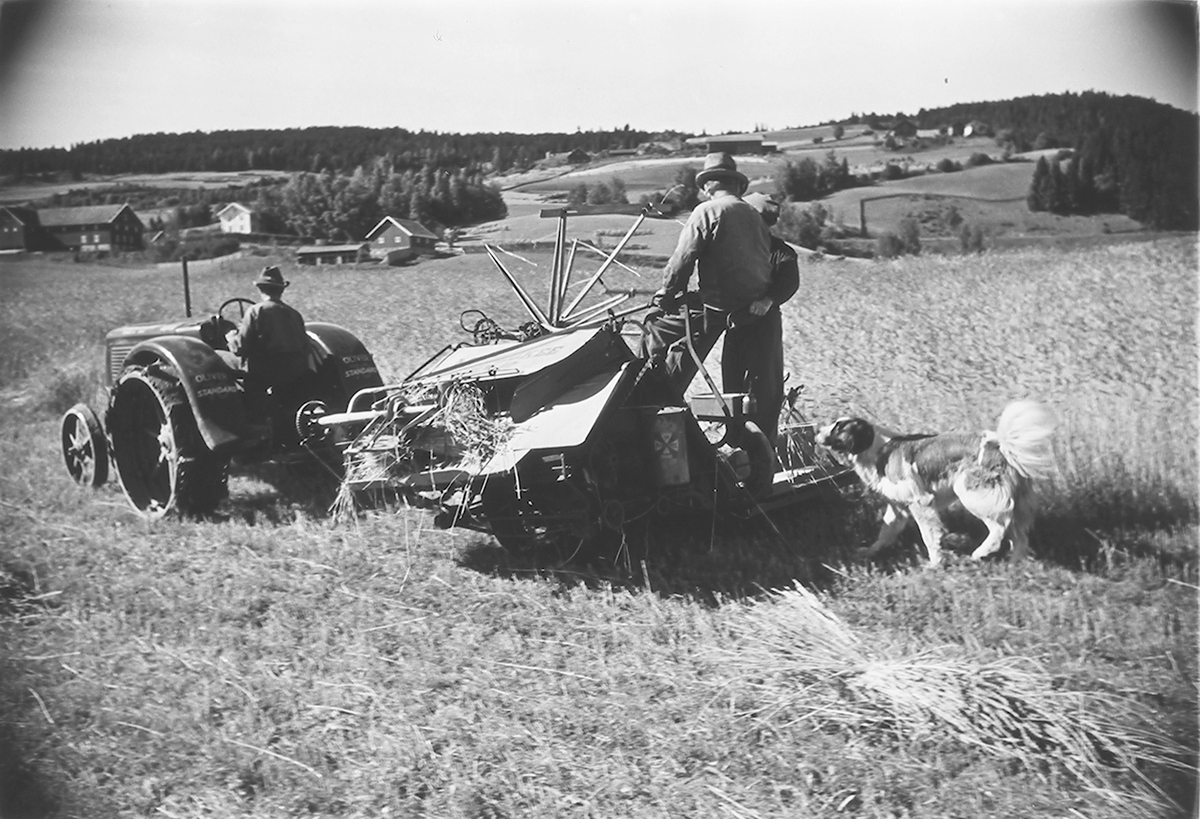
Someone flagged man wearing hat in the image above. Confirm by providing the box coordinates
[725,192,800,447]
[642,151,772,395]
[225,265,311,424]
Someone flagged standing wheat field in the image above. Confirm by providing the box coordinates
[0,237,1195,817]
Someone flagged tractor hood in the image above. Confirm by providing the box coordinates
[107,318,203,341]
[105,319,204,386]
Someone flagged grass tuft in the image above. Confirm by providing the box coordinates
[722,583,1193,814]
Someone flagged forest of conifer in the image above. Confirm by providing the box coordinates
[916,92,1196,230]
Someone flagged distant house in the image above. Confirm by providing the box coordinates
[889,119,918,138]
[963,120,990,138]
[216,203,258,234]
[365,216,440,264]
[35,204,144,252]
[684,134,766,155]
[566,148,590,164]
[296,243,370,266]
[0,206,41,252]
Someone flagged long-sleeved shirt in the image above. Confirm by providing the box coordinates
[228,297,310,384]
[660,191,772,312]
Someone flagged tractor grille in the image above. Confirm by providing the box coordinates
[107,340,136,386]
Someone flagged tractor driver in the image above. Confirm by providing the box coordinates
[225,265,312,422]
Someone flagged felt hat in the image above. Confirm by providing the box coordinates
[694,152,749,189]
[253,265,289,290]
[743,192,781,224]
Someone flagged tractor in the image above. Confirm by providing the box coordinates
[60,268,384,518]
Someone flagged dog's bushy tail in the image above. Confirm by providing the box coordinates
[995,400,1056,480]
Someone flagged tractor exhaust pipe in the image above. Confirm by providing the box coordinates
[181,258,192,317]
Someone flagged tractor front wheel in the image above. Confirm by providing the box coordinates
[61,403,108,488]
[107,367,228,518]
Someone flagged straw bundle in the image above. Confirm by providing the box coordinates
[435,381,511,466]
[720,584,1188,811]
[330,382,511,522]
[330,445,394,522]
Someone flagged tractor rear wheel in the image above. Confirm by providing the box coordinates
[107,367,228,518]
[61,403,108,487]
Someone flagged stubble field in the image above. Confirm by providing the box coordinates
[0,236,1195,818]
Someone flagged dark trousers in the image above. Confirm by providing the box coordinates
[244,352,311,423]
[640,304,728,397]
[721,307,784,447]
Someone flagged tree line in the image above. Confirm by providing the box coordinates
[914,92,1196,230]
[256,161,506,241]
[1024,118,1196,229]
[0,126,665,178]
[774,151,855,201]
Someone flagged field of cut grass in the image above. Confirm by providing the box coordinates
[0,171,293,206]
[492,147,1144,248]
[0,236,1196,817]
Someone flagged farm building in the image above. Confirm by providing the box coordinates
[641,138,683,154]
[295,243,371,266]
[0,206,40,252]
[216,203,259,234]
[16,204,144,252]
[365,216,440,264]
[889,119,918,138]
[684,134,770,155]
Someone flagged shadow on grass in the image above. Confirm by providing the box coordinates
[456,479,1199,601]
[1028,480,1199,572]
[456,486,878,604]
[0,733,57,819]
[1033,509,1198,573]
[0,562,64,819]
[211,459,343,524]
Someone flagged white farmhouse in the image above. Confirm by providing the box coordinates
[216,203,258,234]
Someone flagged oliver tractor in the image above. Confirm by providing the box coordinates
[60,278,383,518]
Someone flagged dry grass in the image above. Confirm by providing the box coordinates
[0,237,1195,817]
[784,238,1197,562]
[721,584,1191,815]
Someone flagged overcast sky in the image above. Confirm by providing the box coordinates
[0,0,1195,150]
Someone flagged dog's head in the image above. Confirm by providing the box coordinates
[816,417,876,456]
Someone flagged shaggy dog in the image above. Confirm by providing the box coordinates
[816,401,1056,566]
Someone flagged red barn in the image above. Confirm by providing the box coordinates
[684,134,767,154]
[37,204,145,252]
[0,206,40,252]
[365,216,440,263]
[295,243,371,266]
